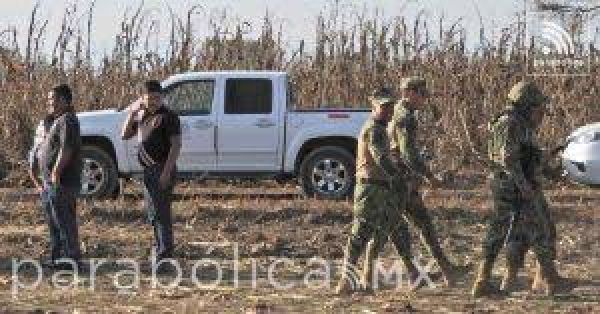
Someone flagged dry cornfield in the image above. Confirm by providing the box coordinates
[0,3,599,313]
[0,3,598,183]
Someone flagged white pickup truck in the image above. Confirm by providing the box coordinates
[34,71,371,199]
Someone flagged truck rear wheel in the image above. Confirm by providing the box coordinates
[80,146,118,199]
[299,146,355,200]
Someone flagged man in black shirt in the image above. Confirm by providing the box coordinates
[122,80,182,263]
[30,84,82,269]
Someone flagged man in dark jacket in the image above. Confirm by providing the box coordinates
[121,80,181,264]
[31,84,83,270]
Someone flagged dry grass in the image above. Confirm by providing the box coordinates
[0,2,598,182]
[0,186,598,312]
[0,5,597,312]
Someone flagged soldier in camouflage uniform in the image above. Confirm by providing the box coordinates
[471,81,564,297]
[335,87,416,295]
[500,103,561,294]
[371,76,466,287]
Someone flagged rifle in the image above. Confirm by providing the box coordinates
[458,110,568,248]
[458,108,569,178]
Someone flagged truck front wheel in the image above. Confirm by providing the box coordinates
[299,146,355,200]
[80,146,119,199]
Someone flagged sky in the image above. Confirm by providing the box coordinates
[0,0,596,59]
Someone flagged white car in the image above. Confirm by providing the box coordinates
[562,122,600,186]
[32,71,371,199]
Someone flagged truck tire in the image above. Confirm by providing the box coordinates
[80,146,119,199]
[299,146,355,200]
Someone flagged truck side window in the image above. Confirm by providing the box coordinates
[225,79,272,114]
[165,80,214,115]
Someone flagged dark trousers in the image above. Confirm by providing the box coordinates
[40,184,81,261]
[143,164,175,260]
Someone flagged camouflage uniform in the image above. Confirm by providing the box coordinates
[383,77,461,285]
[472,81,561,297]
[336,88,413,294]
[500,142,558,268]
[495,119,559,294]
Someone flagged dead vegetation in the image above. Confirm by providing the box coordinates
[0,3,598,312]
[0,187,598,312]
[0,2,598,182]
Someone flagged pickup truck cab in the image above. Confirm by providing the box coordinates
[33,71,370,199]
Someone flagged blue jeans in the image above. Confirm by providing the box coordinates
[143,164,175,260]
[40,183,81,261]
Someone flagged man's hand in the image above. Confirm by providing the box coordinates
[29,167,43,193]
[50,169,60,185]
[121,98,145,140]
[391,176,404,190]
[33,182,43,193]
[129,102,144,119]
[130,97,144,114]
[427,175,443,189]
[519,182,534,200]
[159,169,172,190]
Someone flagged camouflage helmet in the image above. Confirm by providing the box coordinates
[400,76,429,97]
[369,86,396,108]
[507,81,549,108]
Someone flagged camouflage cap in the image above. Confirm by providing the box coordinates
[400,76,429,97]
[507,81,549,108]
[369,86,396,108]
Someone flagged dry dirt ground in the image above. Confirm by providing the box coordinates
[0,182,598,313]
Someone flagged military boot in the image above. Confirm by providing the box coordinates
[424,232,468,287]
[531,260,543,292]
[532,259,566,296]
[437,258,470,288]
[471,258,495,298]
[501,244,522,293]
[335,275,355,296]
[401,255,428,291]
[335,261,359,296]
[500,259,520,293]
[361,249,376,293]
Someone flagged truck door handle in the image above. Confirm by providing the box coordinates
[254,119,275,128]
[193,120,214,130]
